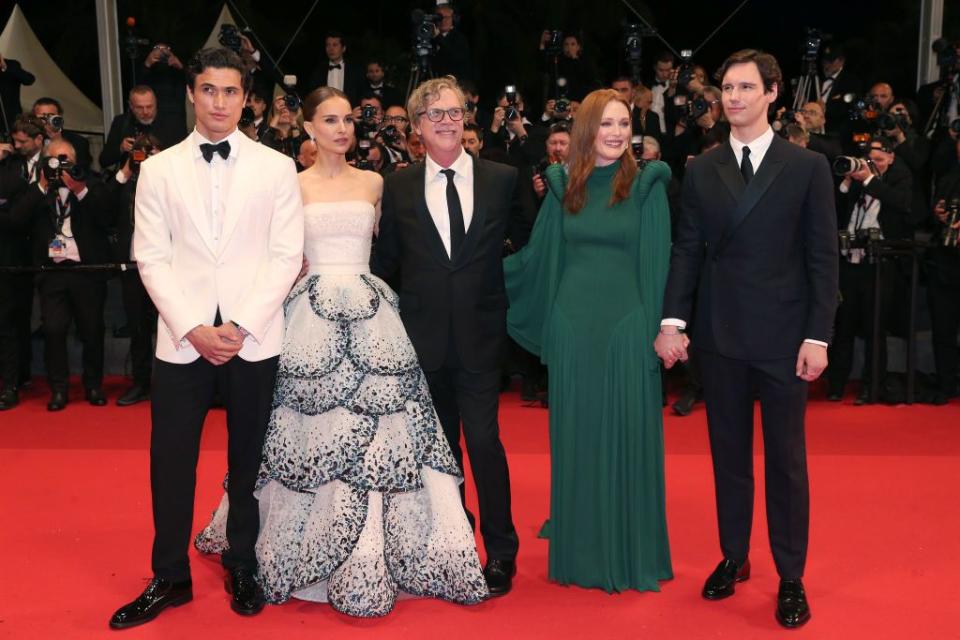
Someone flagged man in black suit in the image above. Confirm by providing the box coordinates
[140,43,188,144]
[372,77,529,596]
[0,53,35,136]
[432,3,473,84]
[9,139,114,411]
[0,151,28,409]
[819,44,862,139]
[306,32,364,105]
[929,146,960,404]
[100,86,179,169]
[828,137,913,403]
[32,98,93,172]
[655,49,838,629]
[362,60,403,113]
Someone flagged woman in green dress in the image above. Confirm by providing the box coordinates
[504,89,673,592]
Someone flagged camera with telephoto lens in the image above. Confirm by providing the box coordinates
[129,135,157,176]
[218,24,243,54]
[355,138,375,171]
[504,85,520,121]
[379,124,401,146]
[281,75,301,113]
[623,23,644,64]
[630,134,648,166]
[410,10,440,58]
[873,111,909,133]
[674,94,709,124]
[832,155,876,176]
[803,28,824,62]
[41,113,64,133]
[42,154,86,186]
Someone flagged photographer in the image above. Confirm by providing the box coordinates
[537,30,598,101]
[489,88,547,167]
[243,87,271,141]
[827,136,913,403]
[666,85,727,175]
[462,122,484,158]
[0,53,35,136]
[432,2,473,83]
[531,121,570,202]
[882,100,932,220]
[380,104,412,165]
[8,139,113,411]
[260,94,308,166]
[100,86,179,169]
[107,134,162,406]
[612,77,661,141]
[820,44,863,137]
[928,140,960,404]
[32,98,92,172]
[0,132,29,409]
[141,42,187,143]
[798,101,843,161]
[868,82,896,112]
[353,94,384,137]
[649,51,675,135]
[9,114,44,183]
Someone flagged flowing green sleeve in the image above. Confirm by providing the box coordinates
[504,169,565,360]
[635,161,673,344]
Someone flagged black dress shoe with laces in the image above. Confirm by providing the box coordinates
[109,577,193,630]
[776,578,811,628]
[225,567,264,615]
[86,387,107,406]
[483,559,516,597]
[116,385,150,406]
[47,390,68,412]
[702,558,750,600]
[0,388,18,410]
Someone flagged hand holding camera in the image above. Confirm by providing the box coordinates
[490,106,506,134]
[121,136,136,153]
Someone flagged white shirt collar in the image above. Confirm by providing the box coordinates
[425,148,472,182]
[730,126,774,167]
[191,127,243,161]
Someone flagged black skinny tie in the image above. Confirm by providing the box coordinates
[440,168,465,257]
[740,146,754,185]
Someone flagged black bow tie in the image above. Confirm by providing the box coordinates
[329,63,342,70]
[200,140,231,163]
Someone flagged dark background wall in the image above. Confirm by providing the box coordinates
[2,0,959,112]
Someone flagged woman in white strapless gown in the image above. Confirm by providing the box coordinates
[195,88,488,617]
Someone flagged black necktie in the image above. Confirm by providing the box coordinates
[440,168,465,257]
[740,146,754,185]
[329,63,342,70]
[200,140,230,163]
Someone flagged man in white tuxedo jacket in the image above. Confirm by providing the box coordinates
[110,48,303,629]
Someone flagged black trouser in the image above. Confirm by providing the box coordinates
[828,260,894,394]
[37,270,106,392]
[15,274,33,383]
[697,348,810,580]
[120,269,156,387]
[928,277,960,395]
[0,274,23,390]
[424,339,519,561]
[150,353,279,583]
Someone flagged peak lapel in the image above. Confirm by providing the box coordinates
[171,141,216,255]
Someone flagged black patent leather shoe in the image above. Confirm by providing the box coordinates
[0,388,18,410]
[47,390,68,412]
[483,559,516,597]
[776,579,811,628]
[109,577,193,629]
[86,387,107,406]
[671,389,701,416]
[224,567,264,616]
[702,558,750,600]
[116,385,150,407]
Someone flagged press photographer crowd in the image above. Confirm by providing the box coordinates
[0,5,959,413]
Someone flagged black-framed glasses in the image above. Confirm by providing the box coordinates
[383,115,410,124]
[417,107,465,122]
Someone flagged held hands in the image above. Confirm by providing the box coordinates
[795,342,827,382]
[186,324,244,366]
[654,330,690,369]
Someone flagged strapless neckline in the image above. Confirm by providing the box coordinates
[304,200,375,211]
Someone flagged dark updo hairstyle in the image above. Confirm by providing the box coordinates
[185,47,252,94]
[302,86,351,122]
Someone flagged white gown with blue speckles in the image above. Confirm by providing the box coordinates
[196,201,488,616]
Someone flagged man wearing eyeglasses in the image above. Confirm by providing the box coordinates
[371,76,533,597]
[379,105,412,165]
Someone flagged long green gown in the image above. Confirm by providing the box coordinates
[504,160,673,592]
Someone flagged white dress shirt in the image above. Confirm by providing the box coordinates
[26,151,40,183]
[424,148,474,257]
[326,59,345,91]
[42,184,87,263]
[662,126,827,347]
[191,128,244,251]
[820,67,842,102]
[651,83,669,134]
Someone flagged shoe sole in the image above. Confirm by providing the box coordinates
[108,593,193,630]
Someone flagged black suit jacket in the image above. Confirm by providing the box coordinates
[10,182,114,268]
[631,108,661,142]
[837,159,914,240]
[0,162,29,267]
[822,68,862,137]
[663,134,839,360]
[307,60,365,106]
[371,155,532,372]
[0,59,35,135]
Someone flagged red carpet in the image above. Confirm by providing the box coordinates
[2,378,958,639]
